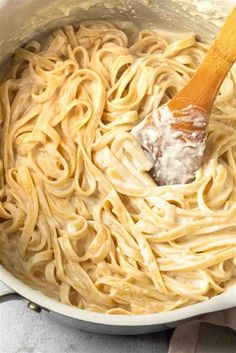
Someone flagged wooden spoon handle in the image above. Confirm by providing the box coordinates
[169,6,236,112]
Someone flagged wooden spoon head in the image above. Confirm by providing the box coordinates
[132,103,208,185]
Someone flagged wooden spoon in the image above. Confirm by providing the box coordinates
[132,7,236,186]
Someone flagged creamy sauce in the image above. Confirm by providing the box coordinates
[132,104,208,185]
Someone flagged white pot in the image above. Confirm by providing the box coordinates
[0,0,236,335]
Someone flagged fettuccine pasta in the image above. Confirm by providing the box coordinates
[0,21,236,314]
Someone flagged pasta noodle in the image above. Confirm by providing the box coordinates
[0,21,236,314]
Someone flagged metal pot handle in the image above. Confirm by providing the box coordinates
[0,280,45,313]
[0,281,22,303]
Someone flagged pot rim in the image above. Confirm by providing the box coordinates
[0,266,235,326]
[0,0,235,328]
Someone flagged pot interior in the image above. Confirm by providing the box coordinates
[0,0,226,65]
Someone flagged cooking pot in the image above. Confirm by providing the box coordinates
[0,0,236,335]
